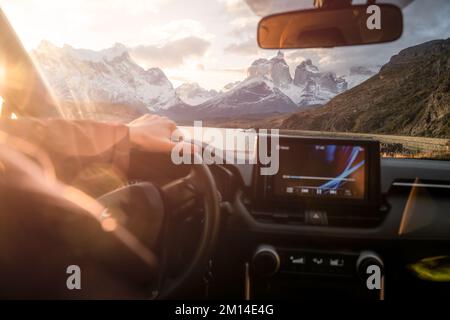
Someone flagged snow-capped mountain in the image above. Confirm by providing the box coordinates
[162,54,286,120]
[222,81,241,92]
[175,83,218,106]
[164,52,351,121]
[32,41,180,112]
[32,42,378,121]
[163,76,298,121]
[244,52,348,106]
[292,59,348,105]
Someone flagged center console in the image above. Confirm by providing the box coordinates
[241,135,386,298]
[211,133,450,299]
[252,135,383,228]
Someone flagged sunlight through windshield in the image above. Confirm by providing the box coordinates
[0,0,448,159]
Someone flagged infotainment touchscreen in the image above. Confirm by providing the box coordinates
[272,140,366,200]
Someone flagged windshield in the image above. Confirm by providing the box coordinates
[0,0,449,159]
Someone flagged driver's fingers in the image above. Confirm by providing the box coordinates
[128,113,160,125]
[165,119,177,132]
[128,114,150,124]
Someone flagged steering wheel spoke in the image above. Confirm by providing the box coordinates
[160,172,199,214]
[156,155,220,298]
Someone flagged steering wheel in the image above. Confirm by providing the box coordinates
[157,154,220,299]
[0,8,220,298]
[99,152,221,299]
[157,153,221,298]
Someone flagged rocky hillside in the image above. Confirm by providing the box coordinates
[272,39,450,138]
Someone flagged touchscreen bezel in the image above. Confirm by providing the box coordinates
[253,134,381,210]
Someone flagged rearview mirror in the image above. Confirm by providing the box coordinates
[257,4,403,49]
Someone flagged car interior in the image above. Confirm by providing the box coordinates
[0,0,449,301]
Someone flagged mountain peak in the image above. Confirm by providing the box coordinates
[272,50,285,60]
[177,82,201,90]
[248,51,291,79]
[145,67,173,87]
[297,59,318,72]
[293,59,320,86]
[176,82,218,106]
[32,42,180,111]
[270,50,289,67]
[385,38,450,72]
[397,38,449,58]
[245,53,348,107]
[112,42,127,50]
[146,67,167,78]
[36,40,58,52]
[35,42,130,63]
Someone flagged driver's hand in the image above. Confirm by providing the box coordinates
[127,114,193,153]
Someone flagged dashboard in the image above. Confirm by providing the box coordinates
[202,131,450,300]
[131,130,450,299]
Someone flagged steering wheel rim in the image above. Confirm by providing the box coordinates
[157,153,220,298]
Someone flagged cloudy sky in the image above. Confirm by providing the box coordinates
[0,0,449,90]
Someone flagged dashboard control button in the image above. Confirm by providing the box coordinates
[286,253,307,272]
[305,210,328,226]
[252,245,280,277]
[312,257,324,265]
[329,257,345,267]
[327,256,348,274]
[310,254,328,273]
[357,251,384,281]
[290,255,306,265]
[280,251,308,273]
[280,250,358,275]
